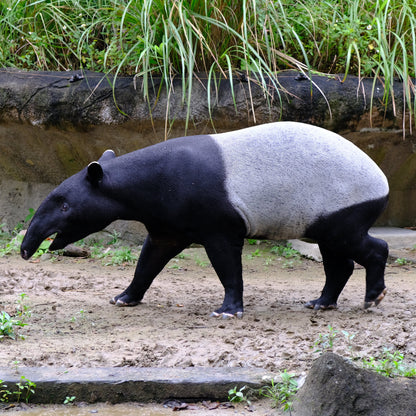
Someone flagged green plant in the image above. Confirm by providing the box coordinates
[14,376,36,403]
[0,233,24,257]
[103,247,138,266]
[64,395,76,405]
[0,380,12,402]
[270,242,301,268]
[107,230,121,245]
[270,243,300,259]
[194,256,209,268]
[0,376,36,403]
[259,370,298,412]
[363,348,416,377]
[0,294,31,341]
[70,309,86,324]
[2,0,416,132]
[313,325,339,354]
[228,385,251,405]
[0,209,54,258]
[395,257,410,266]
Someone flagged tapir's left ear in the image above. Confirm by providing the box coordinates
[98,149,116,162]
[87,161,103,186]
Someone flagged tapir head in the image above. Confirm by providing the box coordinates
[21,150,118,260]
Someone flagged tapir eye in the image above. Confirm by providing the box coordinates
[61,202,69,212]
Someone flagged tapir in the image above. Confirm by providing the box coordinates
[21,122,389,318]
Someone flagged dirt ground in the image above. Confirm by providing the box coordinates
[1,242,416,413]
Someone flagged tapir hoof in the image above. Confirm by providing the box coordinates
[304,299,338,310]
[364,288,387,309]
[110,296,141,307]
[210,311,243,319]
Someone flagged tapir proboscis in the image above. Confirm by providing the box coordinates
[21,122,389,318]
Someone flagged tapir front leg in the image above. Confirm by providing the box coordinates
[203,236,244,318]
[110,234,189,306]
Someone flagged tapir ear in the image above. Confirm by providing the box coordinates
[87,161,104,186]
[98,149,116,162]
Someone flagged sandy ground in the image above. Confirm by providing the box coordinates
[1,241,416,413]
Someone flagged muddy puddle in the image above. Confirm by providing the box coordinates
[4,401,275,415]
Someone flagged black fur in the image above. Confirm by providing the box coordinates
[304,196,389,309]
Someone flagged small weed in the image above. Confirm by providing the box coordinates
[64,395,76,405]
[362,348,416,378]
[0,380,12,402]
[0,294,31,341]
[264,256,274,266]
[270,243,300,259]
[313,325,339,354]
[107,230,121,245]
[70,309,86,324]
[395,258,410,266]
[0,233,24,257]
[31,238,53,258]
[0,209,54,258]
[0,376,36,403]
[311,327,416,379]
[168,259,181,270]
[270,242,301,268]
[246,248,262,259]
[259,370,299,411]
[103,247,138,266]
[228,385,251,405]
[15,376,36,403]
[247,239,261,245]
[195,256,209,268]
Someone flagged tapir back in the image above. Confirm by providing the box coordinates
[212,122,389,239]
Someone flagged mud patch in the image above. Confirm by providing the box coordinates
[0,244,415,374]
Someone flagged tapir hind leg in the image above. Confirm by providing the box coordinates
[350,234,388,308]
[203,236,244,318]
[305,198,388,309]
[305,233,388,310]
[110,234,189,306]
[305,243,354,310]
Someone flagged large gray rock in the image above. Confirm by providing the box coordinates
[294,352,416,416]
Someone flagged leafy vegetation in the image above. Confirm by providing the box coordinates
[0,294,32,341]
[0,376,36,403]
[228,370,299,412]
[1,0,416,126]
[259,371,299,411]
[363,348,416,377]
[313,325,416,378]
[228,385,251,405]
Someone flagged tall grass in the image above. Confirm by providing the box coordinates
[1,0,416,129]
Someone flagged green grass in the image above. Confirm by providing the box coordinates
[1,0,416,129]
[313,325,416,378]
[0,294,31,341]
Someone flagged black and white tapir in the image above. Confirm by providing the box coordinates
[21,122,389,318]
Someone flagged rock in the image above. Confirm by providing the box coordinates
[63,244,91,258]
[293,352,416,416]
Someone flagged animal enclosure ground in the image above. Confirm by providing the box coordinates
[1,243,416,378]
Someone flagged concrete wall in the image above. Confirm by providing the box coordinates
[0,68,415,240]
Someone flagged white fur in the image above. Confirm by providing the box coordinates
[211,122,389,239]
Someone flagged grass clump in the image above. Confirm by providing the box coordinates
[259,371,299,412]
[363,348,416,378]
[313,325,416,378]
[228,370,299,412]
[0,294,32,341]
[2,0,416,129]
[0,376,36,403]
